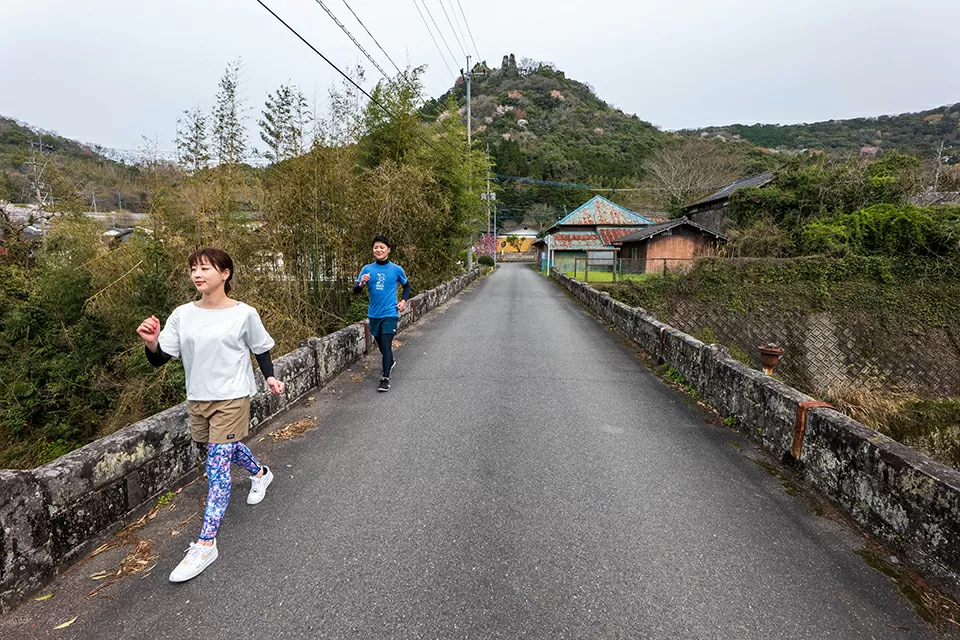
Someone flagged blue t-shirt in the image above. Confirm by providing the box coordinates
[357,261,408,319]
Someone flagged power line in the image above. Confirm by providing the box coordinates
[496,173,734,193]
[312,0,461,156]
[340,0,405,79]
[453,0,481,61]
[436,0,467,59]
[496,174,643,191]
[311,0,392,84]
[416,0,460,74]
[338,0,434,111]
[445,0,470,57]
[254,0,450,154]
[410,0,456,79]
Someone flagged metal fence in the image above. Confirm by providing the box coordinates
[567,258,699,282]
[662,302,960,398]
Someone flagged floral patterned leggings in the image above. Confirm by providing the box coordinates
[199,442,263,541]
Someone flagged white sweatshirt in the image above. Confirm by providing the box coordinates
[158,301,275,401]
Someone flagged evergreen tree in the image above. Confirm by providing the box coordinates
[175,106,210,174]
[260,84,311,163]
[211,60,248,166]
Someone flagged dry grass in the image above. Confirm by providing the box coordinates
[270,418,316,442]
[824,385,960,469]
[824,385,917,434]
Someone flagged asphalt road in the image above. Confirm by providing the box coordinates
[2,263,941,639]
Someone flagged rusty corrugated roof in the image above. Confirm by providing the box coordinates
[550,231,606,250]
[556,196,654,227]
[597,227,640,246]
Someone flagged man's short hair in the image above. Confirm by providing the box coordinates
[372,235,391,248]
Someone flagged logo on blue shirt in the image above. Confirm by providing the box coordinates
[357,261,408,318]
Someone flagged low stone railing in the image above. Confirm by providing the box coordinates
[0,268,481,612]
[551,269,960,599]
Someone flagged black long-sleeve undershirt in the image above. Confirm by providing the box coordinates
[145,344,172,367]
[145,344,275,378]
[254,350,275,379]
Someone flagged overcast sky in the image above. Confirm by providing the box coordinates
[2,0,959,156]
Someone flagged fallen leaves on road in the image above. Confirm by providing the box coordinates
[270,418,316,441]
[53,616,78,629]
[34,593,53,601]
[349,374,363,383]
[85,538,157,599]
[75,502,162,599]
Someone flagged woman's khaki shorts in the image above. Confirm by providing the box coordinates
[186,397,251,444]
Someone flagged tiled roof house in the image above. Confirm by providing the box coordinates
[534,196,660,271]
[683,171,775,234]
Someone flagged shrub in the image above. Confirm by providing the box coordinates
[478,255,495,267]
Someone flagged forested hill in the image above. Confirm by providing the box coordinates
[0,116,147,212]
[684,103,960,159]
[423,54,670,216]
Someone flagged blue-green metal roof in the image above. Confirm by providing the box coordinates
[555,196,654,227]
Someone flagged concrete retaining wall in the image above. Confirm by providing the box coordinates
[550,269,960,599]
[0,268,480,612]
[497,253,536,263]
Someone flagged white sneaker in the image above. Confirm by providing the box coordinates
[169,540,218,582]
[247,466,274,505]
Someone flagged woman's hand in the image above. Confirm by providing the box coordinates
[267,377,285,395]
[137,316,161,351]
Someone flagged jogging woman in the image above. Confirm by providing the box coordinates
[354,235,410,392]
[136,247,284,582]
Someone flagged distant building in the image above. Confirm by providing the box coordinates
[614,217,727,275]
[497,228,538,255]
[682,172,775,234]
[102,227,135,247]
[533,196,658,272]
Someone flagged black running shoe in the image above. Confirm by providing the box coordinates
[389,360,397,376]
[378,378,390,392]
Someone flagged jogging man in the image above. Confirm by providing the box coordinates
[354,235,410,392]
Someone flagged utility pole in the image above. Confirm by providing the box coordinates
[481,164,496,266]
[462,55,487,185]
[462,56,486,271]
[466,55,472,172]
[935,139,946,192]
[486,144,492,236]
[494,207,498,265]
